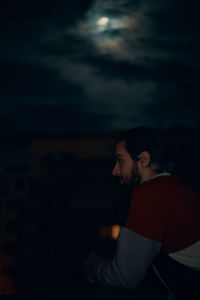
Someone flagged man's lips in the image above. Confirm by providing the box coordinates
[119,178,124,184]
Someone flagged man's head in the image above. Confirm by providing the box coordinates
[112,127,174,187]
[112,140,139,186]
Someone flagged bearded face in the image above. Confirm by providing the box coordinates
[112,141,141,189]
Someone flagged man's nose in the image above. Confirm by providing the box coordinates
[112,163,120,176]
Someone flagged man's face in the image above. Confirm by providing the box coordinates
[112,141,140,187]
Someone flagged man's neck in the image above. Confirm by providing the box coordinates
[140,170,171,184]
[140,168,157,184]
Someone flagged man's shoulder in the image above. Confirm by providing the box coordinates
[132,175,186,200]
[135,175,179,191]
[132,175,199,206]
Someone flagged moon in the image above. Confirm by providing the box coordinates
[97,17,110,26]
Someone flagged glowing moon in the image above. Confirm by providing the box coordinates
[97,17,110,26]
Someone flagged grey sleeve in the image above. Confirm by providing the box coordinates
[92,227,161,289]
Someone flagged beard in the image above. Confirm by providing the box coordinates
[119,176,140,201]
[121,165,141,191]
[117,168,141,220]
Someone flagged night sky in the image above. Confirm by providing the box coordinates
[1,0,200,134]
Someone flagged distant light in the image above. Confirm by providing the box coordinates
[100,225,120,240]
[97,17,110,26]
[111,225,120,240]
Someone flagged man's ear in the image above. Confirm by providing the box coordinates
[137,151,151,168]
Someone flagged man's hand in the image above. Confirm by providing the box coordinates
[83,252,103,284]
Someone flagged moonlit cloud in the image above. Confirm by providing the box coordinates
[70,0,154,62]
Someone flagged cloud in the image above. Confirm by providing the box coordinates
[39,0,200,128]
[0,0,200,132]
[0,59,117,132]
[40,55,158,128]
[70,0,155,63]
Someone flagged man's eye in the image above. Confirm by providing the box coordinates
[115,158,123,164]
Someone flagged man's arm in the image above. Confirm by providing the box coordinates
[90,226,161,289]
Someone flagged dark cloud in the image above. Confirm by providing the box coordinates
[151,0,200,34]
[0,0,92,22]
[0,59,116,132]
[0,94,115,133]
[80,55,200,83]
[0,60,85,100]
[16,104,114,133]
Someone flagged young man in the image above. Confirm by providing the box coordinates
[84,128,200,299]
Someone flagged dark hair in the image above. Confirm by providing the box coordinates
[116,127,175,173]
